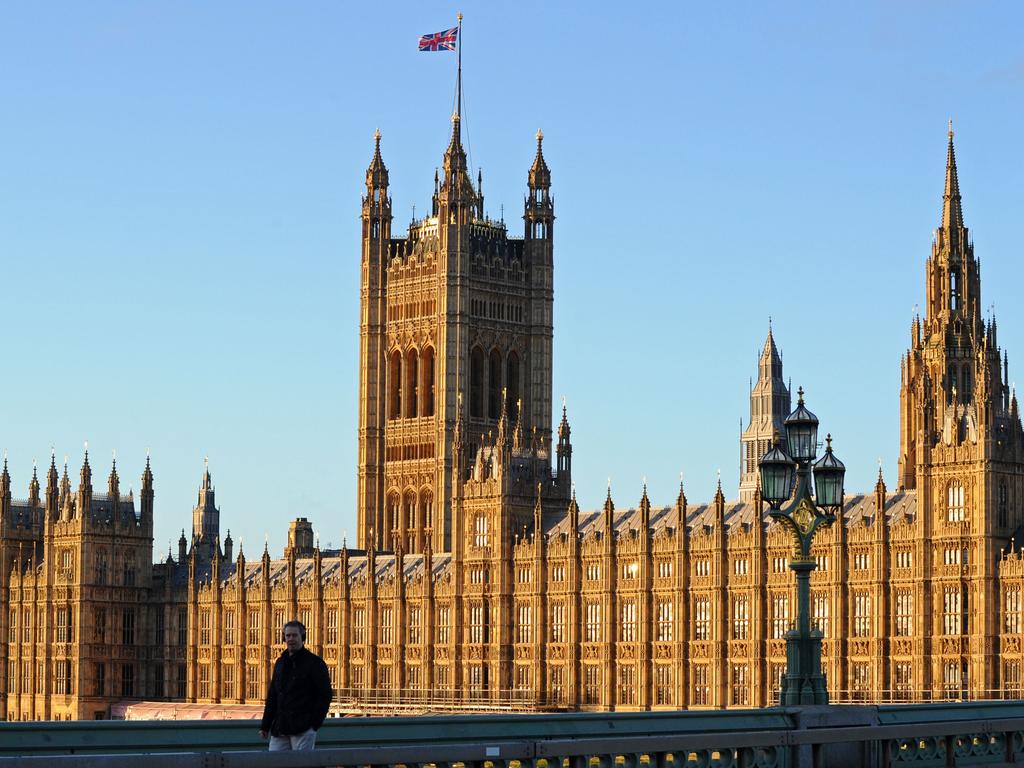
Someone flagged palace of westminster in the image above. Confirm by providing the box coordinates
[4,112,1024,721]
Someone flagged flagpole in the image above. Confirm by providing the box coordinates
[456,12,463,119]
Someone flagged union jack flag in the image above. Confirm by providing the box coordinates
[418,26,458,51]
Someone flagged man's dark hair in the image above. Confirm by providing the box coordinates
[283,620,306,642]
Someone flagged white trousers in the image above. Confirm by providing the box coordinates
[269,728,317,751]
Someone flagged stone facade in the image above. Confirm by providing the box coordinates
[4,125,1024,719]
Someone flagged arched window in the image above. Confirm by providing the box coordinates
[950,269,960,311]
[947,481,966,522]
[420,490,434,533]
[403,491,417,539]
[421,347,436,417]
[506,352,520,421]
[388,351,402,419]
[470,347,484,418]
[488,349,502,419]
[405,349,419,418]
[961,366,971,402]
[999,482,1009,528]
[387,493,401,535]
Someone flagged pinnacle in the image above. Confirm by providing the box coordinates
[941,124,964,231]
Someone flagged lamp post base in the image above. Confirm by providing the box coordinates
[779,627,829,705]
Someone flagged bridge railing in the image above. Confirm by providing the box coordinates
[5,701,1024,767]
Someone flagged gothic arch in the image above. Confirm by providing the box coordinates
[470,346,484,418]
[387,491,401,536]
[421,346,436,417]
[419,487,434,534]
[506,351,521,420]
[488,348,503,419]
[388,350,402,419]
[405,348,419,418]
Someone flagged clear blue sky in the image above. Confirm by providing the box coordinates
[2,2,1023,557]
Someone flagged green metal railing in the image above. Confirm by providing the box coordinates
[4,702,1024,767]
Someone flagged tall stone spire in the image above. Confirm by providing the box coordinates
[942,121,964,231]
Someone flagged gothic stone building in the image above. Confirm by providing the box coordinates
[6,125,1024,720]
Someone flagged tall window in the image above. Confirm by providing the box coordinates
[436,605,451,644]
[947,481,966,522]
[1005,661,1022,696]
[656,600,673,642]
[56,607,72,643]
[1007,588,1022,634]
[655,665,673,706]
[200,610,210,645]
[731,665,749,706]
[585,602,601,642]
[620,601,637,642]
[551,602,566,643]
[222,665,235,699]
[488,349,502,419]
[506,352,520,419]
[942,661,965,698]
[694,596,710,640]
[772,594,790,639]
[770,664,786,698]
[516,604,532,643]
[583,665,601,705]
[405,349,418,418]
[55,661,72,695]
[474,514,489,547]
[852,593,871,638]
[618,665,637,705]
[895,591,914,636]
[421,492,434,534]
[199,664,210,699]
[325,609,338,645]
[813,594,830,637]
[121,663,134,697]
[894,662,913,701]
[224,611,235,644]
[247,612,261,645]
[179,608,188,645]
[470,604,488,644]
[550,666,565,704]
[732,596,750,640]
[123,608,136,646]
[943,587,965,635]
[95,663,106,697]
[379,607,394,645]
[470,347,484,418]
[122,556,136,586]
[22,608,31,643]
[388,351,402,419]
[852,663,870,701]
[692,665,710,706]
[999,482,1009,528]
[422,347,435,417]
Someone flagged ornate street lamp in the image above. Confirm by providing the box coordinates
[759,387,846,705]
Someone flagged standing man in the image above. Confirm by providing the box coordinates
[259,620,333,751]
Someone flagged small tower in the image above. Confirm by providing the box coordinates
[739,325,791,501]
[140,454,154,526]
[190,459,220,562]
[556,401,573,486]
[525,129,553,241]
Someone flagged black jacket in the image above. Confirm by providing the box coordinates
[260,647,333,736]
